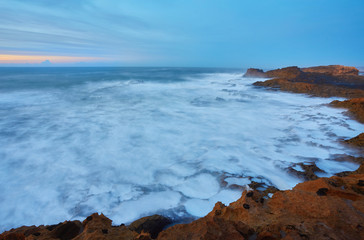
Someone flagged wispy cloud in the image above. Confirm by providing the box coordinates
[0,0,176,65]
[0,54,105,64]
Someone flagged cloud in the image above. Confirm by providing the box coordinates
[0,54,105,64]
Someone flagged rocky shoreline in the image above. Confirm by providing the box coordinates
[1,65,364,240]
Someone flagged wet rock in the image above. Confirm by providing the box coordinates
[158,163,364,240]
[73,213,137,240]
[254,79,364,98]
[51,221,82,240]
[288,162,325,181]
[128,215,172,239]
[358,180,364,186]
[316,188,329,196]
[2,164,364,240]
[0,233,25,240]
[243,68,267,78]
[331,98,364,124]
[246,191,254,197]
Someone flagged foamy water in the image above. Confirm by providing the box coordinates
[0,67,362,231]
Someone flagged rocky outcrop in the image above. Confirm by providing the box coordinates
[2,164,363,240]
[302,65,359,76]
[128,215,172,239]
[243,68,267,78]
[330,98,364,123]
[249,65,364,98]
[158,164,364,240]
[345,133,364,148]
[254,78,364,98]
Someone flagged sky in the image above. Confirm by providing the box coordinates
[0,0,363,68]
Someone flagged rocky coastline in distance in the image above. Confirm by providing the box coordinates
[1,65,364,240]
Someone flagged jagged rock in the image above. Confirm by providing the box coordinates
[330,98,364,123]
[243,68,267,78]
[1,164,364,240]
[73,213,137,240]
[51,221,82,240]
[288,162,325,181]
[265,66,303,79]
[158,164,364,240]
[128,215,172,239]
[345,133,364,148]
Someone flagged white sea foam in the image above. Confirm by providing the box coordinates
[0,69,362,231]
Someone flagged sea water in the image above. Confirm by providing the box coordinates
[0,67,362,231]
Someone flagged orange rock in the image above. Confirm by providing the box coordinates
[331,98,364,124]
[158,166,364,240]
[302,65,359,76]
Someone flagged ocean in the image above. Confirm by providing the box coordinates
[0,67,362,231]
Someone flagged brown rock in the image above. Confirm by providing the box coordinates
[243,68,267,78]
[254,78,364,98]
[265,66,303,79]
[128,215,171,239]
[288,162,325,181]
[251,65,364,98]
[344,133,364,151]
[330,98,364,123]
[73,213,137,240]
[158,164,364,240]
[302,65,359,76]
[51,221,82,240]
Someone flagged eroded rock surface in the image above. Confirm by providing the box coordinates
[330,98,364,124]
[158,165,364,240]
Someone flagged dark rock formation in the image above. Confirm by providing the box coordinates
[128,215,171,239]
[249,65,364,98]
[345,133,364,148]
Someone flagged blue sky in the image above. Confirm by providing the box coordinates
[0,0,363,68]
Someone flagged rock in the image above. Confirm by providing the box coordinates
[254,78,364,98]
[344,133,364,147]
[51,221,82,240]
[243,68,267,78]
[302,65,359,76]
[265,66,303,79]
[73,213,137,240]
[1,164,364,240]
[158,163,364,240]
[288,162,325,181]
[0,233,25,240]
[128,215,172,239]
[251,65,364,98]
[330,98,364,124]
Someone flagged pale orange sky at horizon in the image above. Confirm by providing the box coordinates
[0,54,104,64]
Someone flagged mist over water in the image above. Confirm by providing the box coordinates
[0,67,362,231]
